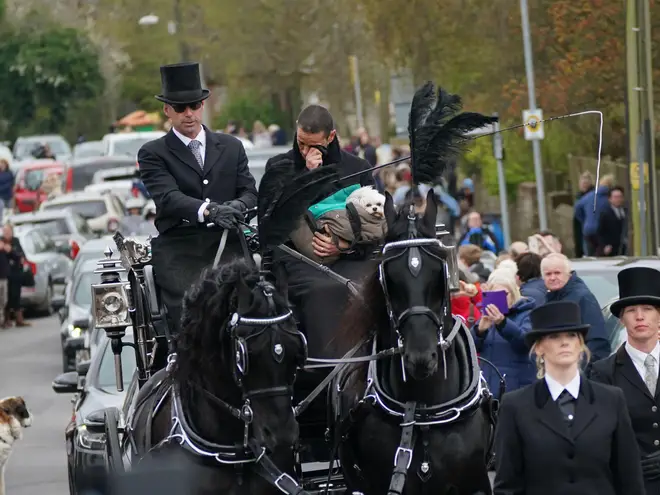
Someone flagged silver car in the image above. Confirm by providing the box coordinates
[14,225,72,314]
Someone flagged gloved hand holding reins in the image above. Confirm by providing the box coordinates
[206,202,244,229]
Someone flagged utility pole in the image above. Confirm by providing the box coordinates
[519,0,547,231]
[349,55,365,130]
[626,0,656,255]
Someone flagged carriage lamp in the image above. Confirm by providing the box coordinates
[436,224,460,293]
[92,246,131,391]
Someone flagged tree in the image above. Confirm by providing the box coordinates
[0,22,104,138]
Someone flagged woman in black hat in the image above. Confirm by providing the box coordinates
[138,62,258,334]
[494,300,645,495]
[591,266,660,495]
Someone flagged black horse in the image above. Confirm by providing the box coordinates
[120,260,309,495]
[332,191,495,495]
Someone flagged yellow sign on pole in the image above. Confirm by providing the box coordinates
[630,162,650,190]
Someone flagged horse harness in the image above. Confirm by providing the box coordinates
[336,207,495,495]
[150,282,311,495]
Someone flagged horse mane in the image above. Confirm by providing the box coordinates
[173,258,288,386]
[337,198,439,348]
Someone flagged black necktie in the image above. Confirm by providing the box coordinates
[557,390,576,426]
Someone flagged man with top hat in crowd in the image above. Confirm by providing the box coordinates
[137,62,257,333]
[591,266,660,494]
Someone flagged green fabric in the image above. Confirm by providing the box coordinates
[308,184,361,219]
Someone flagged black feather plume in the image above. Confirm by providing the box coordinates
[257,162,339,249]
[408,81,498,185]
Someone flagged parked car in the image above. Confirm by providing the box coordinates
[245,146,289,187]
[13,224,72,314]
[64,156,137,192]
[52,327,136,495]
[12,134,71,164]
[55,235,149,300]
[101,131,165,158]
[571,256,660,308]
[56,259,128,372]
[83,166,137,201]
[10,209,95,259]
[39,191,126,234]
[13,160,68,212]
[72,141,104,160]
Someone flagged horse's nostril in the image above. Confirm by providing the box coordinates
[431,351,438,360]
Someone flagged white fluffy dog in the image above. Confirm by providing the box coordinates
[0,397,32,495]
[346,186,386,219]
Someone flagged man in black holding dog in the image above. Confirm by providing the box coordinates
[266,105,375,357]
[138,62,257,333]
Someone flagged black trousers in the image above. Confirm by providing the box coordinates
[276,250,376,358]
[150,227,243,335]
[7,275,21,310]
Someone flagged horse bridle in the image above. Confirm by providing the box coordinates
[377,206,459,381]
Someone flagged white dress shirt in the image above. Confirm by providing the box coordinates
[172,127,209,223]
[545,372,581,401]
[625,341,660,383]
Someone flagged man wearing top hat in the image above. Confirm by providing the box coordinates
[591,266,660,494]
[138,62,257,333]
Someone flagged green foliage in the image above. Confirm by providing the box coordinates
[213,91,287,132]
[0,24,104,139]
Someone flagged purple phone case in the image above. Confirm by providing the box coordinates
[481,290,509,315]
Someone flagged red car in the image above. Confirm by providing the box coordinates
[13,160,69,213]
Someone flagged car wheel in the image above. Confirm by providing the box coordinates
[104,408,125,474]
[39,284,54,316]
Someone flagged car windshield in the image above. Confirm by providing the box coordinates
[15,139,69,159]
[574,272,619,308]
[111,137,157,158]
[71,159,134,191]
[43,200,107,219]
[16,219,70,236]
[73,271,97,307]
[23,168,61,190]
[73,142,104,159]
[97,336,136,390]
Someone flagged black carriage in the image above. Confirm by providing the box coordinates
[88,227,352,494]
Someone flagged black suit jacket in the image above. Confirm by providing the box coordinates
[591,346,660,494]
[138,127,258,235]
[494,377,644,495]
[597,206,627,256]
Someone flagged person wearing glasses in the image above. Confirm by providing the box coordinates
[138,62,257,334]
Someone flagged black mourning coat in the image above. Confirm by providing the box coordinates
[591,345,660,494]
[494,378,645,495]
[138,127,257,235]
[596,206,627,256]
[137,127,258,333]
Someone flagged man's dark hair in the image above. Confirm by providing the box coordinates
[609,186,624,197]
[537,229,555,238]
[515,251,542,283]
[296,105,334,136]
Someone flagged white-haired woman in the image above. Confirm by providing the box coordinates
[494,300,645,495]
[471,268,535,399]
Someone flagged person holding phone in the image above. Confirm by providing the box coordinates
[471,268,535,399]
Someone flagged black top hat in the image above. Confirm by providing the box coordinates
[524,301,590,347]
[610,267,660,317]
[155,62,210,105]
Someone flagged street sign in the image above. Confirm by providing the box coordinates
[523,109,544,140]
[630,161,650,190]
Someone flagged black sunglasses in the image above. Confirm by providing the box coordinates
[171,101,203,113]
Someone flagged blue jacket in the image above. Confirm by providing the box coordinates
[575,185,610,236]
[520,278,546,308]
[545,271,609,363]
[459,227,497,253]
[471,297,536,399]
[0,170,14,203]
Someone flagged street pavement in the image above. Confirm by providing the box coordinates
[1,315,71,495]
